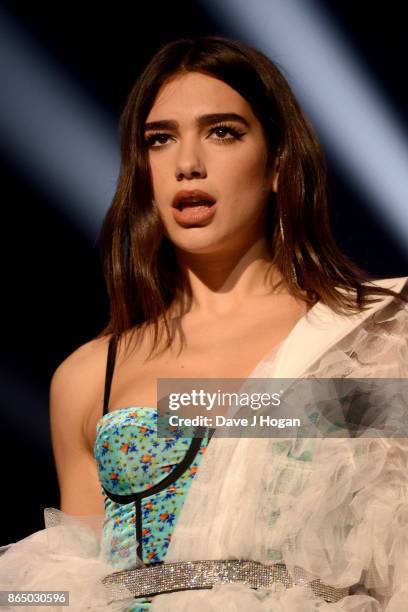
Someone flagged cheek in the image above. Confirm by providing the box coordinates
[240,144,268,178]
[149,159,167,194]
[221,150,269,198]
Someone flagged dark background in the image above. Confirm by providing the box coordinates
[0,1,407,545]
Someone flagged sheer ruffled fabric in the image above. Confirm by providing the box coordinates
[0,508,135,611]
[152,583,381,611]
[153,289,408,611]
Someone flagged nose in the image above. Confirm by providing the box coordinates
[175,138,207,181]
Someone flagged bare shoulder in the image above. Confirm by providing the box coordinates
[49,334,113,514]
[51,335,111,380]
[51,335,111,408]
[50,335,113,447]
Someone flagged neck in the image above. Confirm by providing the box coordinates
[173,237,286,317]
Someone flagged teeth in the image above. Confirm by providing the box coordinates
[178,199,213,209]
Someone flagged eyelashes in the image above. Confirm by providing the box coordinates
[144,123,246,148]
[209,124,246,143]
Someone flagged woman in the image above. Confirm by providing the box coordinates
[1,36,407,611]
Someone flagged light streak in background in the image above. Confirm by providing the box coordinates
[0,8,119,241]
[200,0,408,253]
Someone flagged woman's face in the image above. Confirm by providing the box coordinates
[144,71,278,255]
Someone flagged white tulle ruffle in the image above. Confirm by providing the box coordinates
[152,582,382,611]
[0,508,135,611]
[158,291,408,611]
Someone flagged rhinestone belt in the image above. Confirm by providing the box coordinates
[102,560,350,603]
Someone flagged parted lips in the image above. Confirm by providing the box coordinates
[172,189,216,210]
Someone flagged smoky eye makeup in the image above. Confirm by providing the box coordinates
[143,112,251,147]
[143,122,247,148]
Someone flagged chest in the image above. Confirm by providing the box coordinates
[87,299,309,449]
[114,313,298,397]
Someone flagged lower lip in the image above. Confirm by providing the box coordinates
[172,202,217,226]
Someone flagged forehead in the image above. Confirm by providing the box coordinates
[146,72,255,122]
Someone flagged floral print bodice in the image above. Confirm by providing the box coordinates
[94,406,211,611]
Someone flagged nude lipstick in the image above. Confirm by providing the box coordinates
[172,189,217,226]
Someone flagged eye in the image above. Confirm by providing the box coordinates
[144,133,173,148]
[144,123,246,149]
[208,123,246,143]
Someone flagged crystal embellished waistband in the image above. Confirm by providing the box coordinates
[102,560,350,603]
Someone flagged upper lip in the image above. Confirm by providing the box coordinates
[172,189,216,209]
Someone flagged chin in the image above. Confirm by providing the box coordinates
[171,234,225,255]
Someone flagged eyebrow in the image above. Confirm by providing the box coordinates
[144,113,250,131]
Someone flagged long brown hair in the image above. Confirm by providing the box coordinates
[97,35,406,356]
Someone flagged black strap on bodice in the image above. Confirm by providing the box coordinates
[102,335,118,417]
